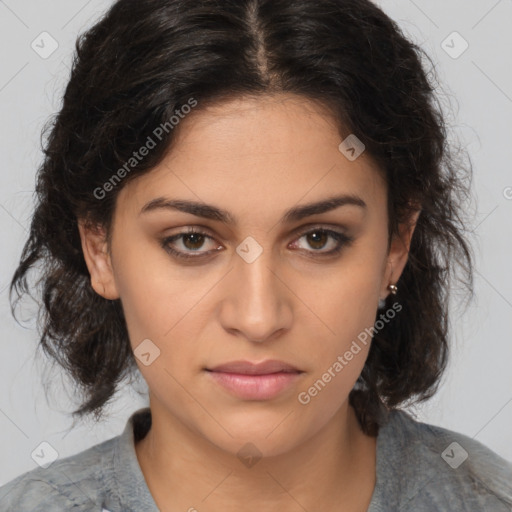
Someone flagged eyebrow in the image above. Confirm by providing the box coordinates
[139,194,367,225]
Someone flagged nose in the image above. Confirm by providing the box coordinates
[219,246,293,343]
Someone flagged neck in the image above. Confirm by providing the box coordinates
[135,400,377,512]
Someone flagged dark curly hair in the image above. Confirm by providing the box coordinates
[10,0,474,435]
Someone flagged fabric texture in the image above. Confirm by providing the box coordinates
[1,407,511,511]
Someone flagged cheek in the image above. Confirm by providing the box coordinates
[312,250,386,339]
[114,265,163,341]
[294,273,378,419]
[293,242,386,388]
[111,238,222,392]
[110,237,184,344]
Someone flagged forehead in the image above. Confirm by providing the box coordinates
[116,93,386,221]
[170,93,345,158]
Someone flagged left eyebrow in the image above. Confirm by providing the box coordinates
[139,194,367,226]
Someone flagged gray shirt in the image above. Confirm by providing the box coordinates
[1,407,511,511]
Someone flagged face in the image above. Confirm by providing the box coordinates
[80,93,414,457]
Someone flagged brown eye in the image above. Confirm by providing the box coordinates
[292,228,353,256]
[161,229,221,261]
[181,233,207,250]
[305,231,329,250]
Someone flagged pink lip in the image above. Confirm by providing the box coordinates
[206,371,303,400]
[207,359,301,375]
[205,359,303,400]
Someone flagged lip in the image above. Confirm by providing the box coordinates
[206,359,301,375]
[205,359,303,400]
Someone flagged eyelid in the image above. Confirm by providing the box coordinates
[288,221,351,237]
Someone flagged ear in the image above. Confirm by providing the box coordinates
[77,219,119,300]
[379,208,421,300]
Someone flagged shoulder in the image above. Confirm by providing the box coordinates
[376,409,512,511]
[0,435,118,512]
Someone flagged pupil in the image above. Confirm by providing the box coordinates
[308,231,327,249]
[184,233,204,250]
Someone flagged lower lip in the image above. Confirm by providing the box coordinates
[206,371,302,400]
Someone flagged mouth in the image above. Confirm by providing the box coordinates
[204,359,304,400]
[205,359,303,376]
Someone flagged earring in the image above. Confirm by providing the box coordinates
[379,283,398,309]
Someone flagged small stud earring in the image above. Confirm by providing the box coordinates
[379,283,398,309]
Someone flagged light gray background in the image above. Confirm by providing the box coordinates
[1,0,511,486]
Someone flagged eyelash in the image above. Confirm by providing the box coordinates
[160,226,354,262]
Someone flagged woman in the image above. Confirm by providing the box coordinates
[1,0,511,510]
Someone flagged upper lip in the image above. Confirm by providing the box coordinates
[206,359,302,375]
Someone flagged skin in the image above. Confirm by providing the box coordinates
[79,93,419,512]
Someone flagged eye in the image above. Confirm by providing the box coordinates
[289,227,353,257]
[161,228,220,260]
[160,226,353,262]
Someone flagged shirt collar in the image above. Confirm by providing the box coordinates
[112,407,159,511]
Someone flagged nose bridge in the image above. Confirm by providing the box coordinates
[242,249,276,301]
[223,236,290,341]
